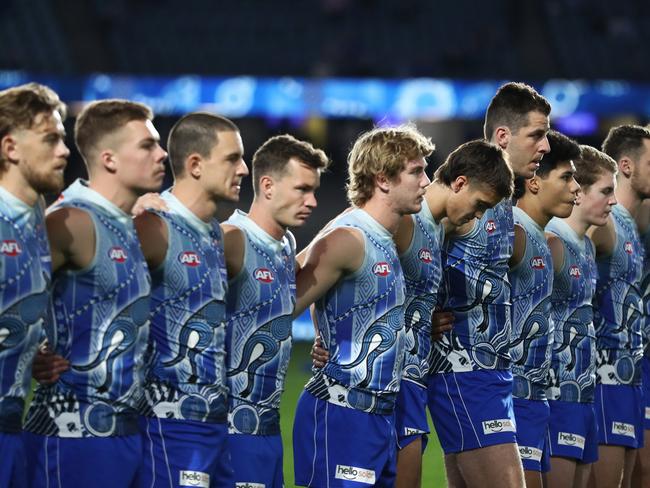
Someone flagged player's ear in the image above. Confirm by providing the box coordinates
[0,134,18,163]
[494,126,510,150]
[186,153,202,178]
[450,175,468,193]
[618,157,633,179]
[375,172,391,193]
[259,174,274,199]
[100,149,117,172]
[526,176,540,194]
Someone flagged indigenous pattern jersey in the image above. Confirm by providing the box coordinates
[400,200,444,387]
[25,180,151,438]
[305,208,406,415]
[508,207,554,400]
[0,187,50,432]
[140,192,228,423]
[431,199,514,373]
[593,204,644,385]
[225,210,296,435]
[642,225,650,357]
[545,218,597,403]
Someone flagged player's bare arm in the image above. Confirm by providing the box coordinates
[134,210,168,270]
[221,223,245,279]
[509,224,526,268]
[46,207,95,272]
[546,233,566,271]
[293,226,364,318]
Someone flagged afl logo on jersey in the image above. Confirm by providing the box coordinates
[624,242,633,254]
[179,251,201,267]
[484,220,497,234]
[0,240,22,257]
[373,262,392,277]
[418,248,433,264]
[569,265,581,278]
[254,267,275,283]
[530,256,545,270]
[108,246,127,263]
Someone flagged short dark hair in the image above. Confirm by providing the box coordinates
[167,112,239,177]
[484,82,551,140]
[0,83,66,167]
[435,139,514,200]
[252,134,330,195]
[574,145,617,190]
[75,99,152,166]
[601,124,650,163]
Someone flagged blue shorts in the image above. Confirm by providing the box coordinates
[23,431,142,488]
[138,416,234,488]
[594,383,644,448]
[293,390,397,487]
[395,380,429,450]
[427,369,516,454]
[228,432,284,488]
[512,397,550,472]
[547,400,598,464]
[642,357,650,430]
[0,432,27,488]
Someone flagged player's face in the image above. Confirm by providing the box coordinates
[269,158,321,228]
[113,119,167,195]
[389,157,430,215]
[203,130,248,202]
[11,110,69,195]
[630,139,650,199]
[537,161,580,218]
[446,181,501,226]
[505,111,550,178]
[578,171,617,227]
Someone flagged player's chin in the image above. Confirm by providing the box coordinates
[555,203,575,219]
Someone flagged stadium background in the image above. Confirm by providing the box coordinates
[4,0,650,485]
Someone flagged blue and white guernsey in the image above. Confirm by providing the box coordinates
[400,200,444,388]
[545,218,597,403]
[305,208,406,415]
[140,191,228,423]
[642,226,650,356]
[0,187,50,433]
[593,204,644,386]
[24,180,151,438]
[225,210,296,435]
[508,207,554,400]
[432,199,514,373]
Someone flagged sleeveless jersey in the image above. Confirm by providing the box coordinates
[508,207,554,400]
[140,191,228,423]
[225,210,296,435]
[0,187,50,432]
[641,225,650,356]
[432,199,514,373]
[545,217,597,403]
[305,208,406,415]
[25,179,151,438]
[593,204,644,385]
[399,199,444,388]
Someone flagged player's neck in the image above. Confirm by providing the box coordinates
[171,180,218,223]
[360,197,403,236]
[564,210,590,238]
[425,181,449,223]
[615,182,641,218]
[87,177,139,215]
[516,197,552,228]
[248,199,286,241]
[0,171,39,207]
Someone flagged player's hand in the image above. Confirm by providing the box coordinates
[32,345,70,385]
[431,310,454,341]
[132,192,168,217]
[311,335,329,369]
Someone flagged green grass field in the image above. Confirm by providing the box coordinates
[280,341,447,487]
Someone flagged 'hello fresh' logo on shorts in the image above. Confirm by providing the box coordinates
[335,465,376,485]
[612,421,635,438]
[179,470,209,488]
[558,432,585,449]
[518,445,543,462]
[481,418,515,435]
[235,483,266,488]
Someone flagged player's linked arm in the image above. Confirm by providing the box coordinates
[221,223,245,280]
[134,211,169,270]
[508,224,526,269]
[46,207,95,272]
[293,226,364,318]
[546,233,565,272]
